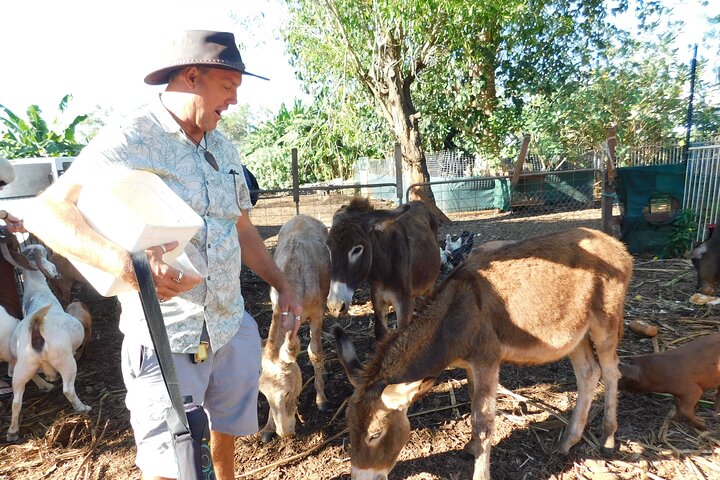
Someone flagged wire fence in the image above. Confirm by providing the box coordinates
[683,143,720,242]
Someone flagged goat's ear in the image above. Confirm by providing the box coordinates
[381,377,435,411]
[333,326,363,388]
[7,249,36,271]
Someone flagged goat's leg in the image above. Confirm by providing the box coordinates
[395,294,414,330]
[7,361,37,442]
[714,388,720,413]
[308,314,328,411]
[589,316,622,454]
[56,359,91,413]
[559,336,600,454]
[674,387,706,429]
[465,362,499,480]
[31,374,54,391]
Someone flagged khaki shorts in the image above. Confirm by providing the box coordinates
[121,311,261,478]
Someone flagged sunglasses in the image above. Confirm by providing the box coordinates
[204,151,219,171]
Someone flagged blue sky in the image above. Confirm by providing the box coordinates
[1,0,717,127]
[0,0,307,121]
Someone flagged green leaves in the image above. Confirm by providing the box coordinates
[0,96,87,159]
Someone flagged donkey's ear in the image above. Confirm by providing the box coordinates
[380,377,435,411]
[368,203,412,233]
[333,326,363,388]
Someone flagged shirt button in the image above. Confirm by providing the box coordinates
[207,244,211,249]
[207,276,211,280]
[205,181,209,185]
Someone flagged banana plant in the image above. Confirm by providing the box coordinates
[0,95,87,158]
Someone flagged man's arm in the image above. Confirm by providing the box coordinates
[26,179,196,299]
[236,210,302,319]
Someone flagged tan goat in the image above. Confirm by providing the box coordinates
[334,227,633,480]
[259,215,331,442]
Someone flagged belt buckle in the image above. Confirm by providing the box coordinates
[192,341,209,364]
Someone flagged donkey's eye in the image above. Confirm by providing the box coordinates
[368,430,382,442]
[350,245,363,257]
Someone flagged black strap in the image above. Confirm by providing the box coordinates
[130,251,190,437]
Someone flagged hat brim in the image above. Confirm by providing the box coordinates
[144,63,269,85]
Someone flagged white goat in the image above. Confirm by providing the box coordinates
[7,244,91,442]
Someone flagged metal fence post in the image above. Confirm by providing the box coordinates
[292,148,299,215]
[394,143,404,204]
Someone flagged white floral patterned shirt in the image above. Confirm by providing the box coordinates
[61,94,252,353]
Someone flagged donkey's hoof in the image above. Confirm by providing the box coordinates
[261,431,276,444]
[6,431,19,443]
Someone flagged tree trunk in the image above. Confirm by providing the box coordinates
[375,33,451,224]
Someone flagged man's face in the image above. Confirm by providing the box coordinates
[191,67,243,132]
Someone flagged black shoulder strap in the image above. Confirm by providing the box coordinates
[130,251,190,437]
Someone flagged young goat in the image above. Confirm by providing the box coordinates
[619,333,720,428]
[7,244,91,442]
[259,215,331,442]
[334,228,633,480]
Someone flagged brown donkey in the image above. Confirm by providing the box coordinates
[334,228,633,480]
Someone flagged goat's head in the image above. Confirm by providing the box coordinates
[21,244,61,279]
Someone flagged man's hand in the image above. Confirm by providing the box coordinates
[146,241,201,301]
[3,211,26,234]
[277,284,303,338]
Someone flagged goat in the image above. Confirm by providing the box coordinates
[0,305,20,370]
[334,228,632,480]
[619,333,720,429]
[47,250,89,307]
[259,215,331,442]
[7,244,91,442]
[65,301,92,361]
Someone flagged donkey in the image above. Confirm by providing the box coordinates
[334,228,633,480]
[326,197,440,339]
[259,215,331,442]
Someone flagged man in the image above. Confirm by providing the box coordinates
[27,30,301,480]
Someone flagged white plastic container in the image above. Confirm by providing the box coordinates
[71,170,203,296]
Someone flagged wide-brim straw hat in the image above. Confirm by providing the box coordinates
[144,30,269,85]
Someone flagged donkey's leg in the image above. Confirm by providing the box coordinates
[559,335,600,454]
[589,315,622,454]
[465,362,499,480]
[308,312,328,411]
[370,286,391,340]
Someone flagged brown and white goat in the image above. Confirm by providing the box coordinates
[619,332,720,428]
[259,215,331,442]
[7,244,91,442]
[334,227,633,480]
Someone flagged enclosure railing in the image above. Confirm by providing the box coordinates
[683,144,720,242]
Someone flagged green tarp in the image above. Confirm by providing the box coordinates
[615,162,687,256]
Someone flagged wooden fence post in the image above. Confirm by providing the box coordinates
[601,126,618,234]
[292,148,299,216]
[511,134,531,186]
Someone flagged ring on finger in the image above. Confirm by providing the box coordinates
[173,270,184,283]
[160,244,167,254]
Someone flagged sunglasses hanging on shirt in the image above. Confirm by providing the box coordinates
[186,131,219,171]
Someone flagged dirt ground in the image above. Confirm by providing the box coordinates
[1,205,719,480]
